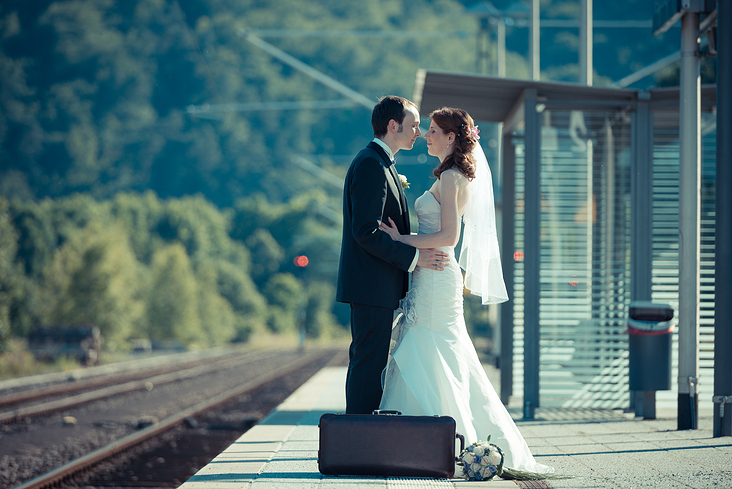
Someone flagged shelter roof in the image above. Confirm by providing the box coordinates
[413,70,717,123]
[413,70,636,123]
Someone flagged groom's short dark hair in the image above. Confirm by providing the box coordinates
[372,95,416,138]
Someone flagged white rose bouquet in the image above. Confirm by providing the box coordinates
[458,436,567,481]
[457,438,504,481]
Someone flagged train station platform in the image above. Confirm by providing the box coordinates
[178,366,732,489]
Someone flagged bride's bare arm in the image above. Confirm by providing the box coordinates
[380,170,468,249]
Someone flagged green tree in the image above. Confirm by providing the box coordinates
[1,0,692,207]
[304,281,340,339]
[47,194,111,247]
[231,191,343,331]
[6,199,56,336]
[231,194,287,243]
[263,272,304,334]
[156,195,235,261]
[10,199,57,278]
[146,243,204,346]
[195,260,236,346]
[42,221,145,350]
[245,228,284,286]
[110,191,165,264]
[0,197,24,351]
[213,263,267,341]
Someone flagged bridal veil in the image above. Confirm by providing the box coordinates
[459,141,509,305]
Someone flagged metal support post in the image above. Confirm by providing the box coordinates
[500,132,516,405]
[530,0,540,80]
[677,11,700,431]
[631,92,653,303]
[477,17,490,74]
[523,88,540,419]
[629,92,654,413]
[579,0,593,86]
[714,0,732,438]
[496,18,506,77]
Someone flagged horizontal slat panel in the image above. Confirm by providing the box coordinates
[508,108,716,410]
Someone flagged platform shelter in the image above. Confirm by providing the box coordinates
[414,71,718,417]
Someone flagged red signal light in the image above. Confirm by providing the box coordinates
[294,255,309,267]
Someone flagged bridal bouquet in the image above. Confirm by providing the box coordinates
[457,438,504,481]
[458,437,565,481]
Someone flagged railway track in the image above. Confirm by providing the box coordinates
[0,347,251,409]
[0,348,278,423]
[3,346,347,489]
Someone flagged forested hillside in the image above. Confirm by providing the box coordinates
[0,0,691,355]
[0,191,345,351]
[1,0,685,204]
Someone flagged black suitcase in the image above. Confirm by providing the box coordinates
[318,411,465,478]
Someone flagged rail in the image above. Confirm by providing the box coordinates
[12,348,338,489]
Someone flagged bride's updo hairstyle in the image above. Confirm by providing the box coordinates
[430,107,477,181]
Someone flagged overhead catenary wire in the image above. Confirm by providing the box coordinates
[239,30,375,110]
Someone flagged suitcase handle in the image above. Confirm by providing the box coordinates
[372,409,402,416]
[455,433,465,461]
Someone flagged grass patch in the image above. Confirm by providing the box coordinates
[0,339,80,381]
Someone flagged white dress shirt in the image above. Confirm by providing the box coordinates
[372,138,419,272]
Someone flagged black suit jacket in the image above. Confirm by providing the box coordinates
[336,141,417,310]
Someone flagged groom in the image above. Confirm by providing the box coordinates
[336,95,448,415]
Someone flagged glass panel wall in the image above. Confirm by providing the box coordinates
[511,107,634,408]
[509,104,717,411]
[651,110,717,409]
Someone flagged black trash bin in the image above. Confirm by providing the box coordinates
[627,301,674,418]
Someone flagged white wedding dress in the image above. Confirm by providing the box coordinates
[379,190,552,474]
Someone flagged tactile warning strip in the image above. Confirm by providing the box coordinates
[387,477,453,488]
[516,479,552,489]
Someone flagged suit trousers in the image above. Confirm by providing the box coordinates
[345,303,394,414]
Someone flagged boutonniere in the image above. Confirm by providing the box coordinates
[398,174,410,190]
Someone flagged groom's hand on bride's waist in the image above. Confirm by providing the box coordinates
[417,249,449,271]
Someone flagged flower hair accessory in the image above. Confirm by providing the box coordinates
[470,125,480,140]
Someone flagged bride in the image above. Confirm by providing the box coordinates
[378,107,553,475]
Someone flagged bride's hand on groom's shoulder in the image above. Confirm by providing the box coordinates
[379,217,402,242]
